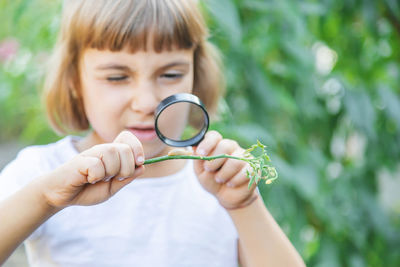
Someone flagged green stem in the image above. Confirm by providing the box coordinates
[143,154,249,165]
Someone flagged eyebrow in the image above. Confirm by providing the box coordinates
[160,61,190,70]
[96,64,130,71]
[95,61,190,71]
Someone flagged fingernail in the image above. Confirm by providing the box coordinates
[227,182,234,187]
[215,177,223,184]
[197,148,206,156]
[105,175,114,182]
[137,156,144,165]
[118,177,127,181]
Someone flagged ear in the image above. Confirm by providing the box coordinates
[69,85,78,99]
[67,69,80,99]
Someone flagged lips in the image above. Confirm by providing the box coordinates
[126,125,157,141]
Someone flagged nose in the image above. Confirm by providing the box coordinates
[129,85,159,115]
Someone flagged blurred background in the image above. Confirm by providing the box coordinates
[1,0,400,266]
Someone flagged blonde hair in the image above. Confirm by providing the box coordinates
[44,0,224,134]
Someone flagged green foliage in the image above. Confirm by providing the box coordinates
[0,0,61,144]
[204,0,400,266]
[1,0,400,265]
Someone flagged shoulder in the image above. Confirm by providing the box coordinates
[8,136,75,168]
[0,136,77,199]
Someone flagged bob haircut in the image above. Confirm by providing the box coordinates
[44,0,225,134]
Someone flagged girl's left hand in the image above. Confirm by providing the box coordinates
[193,131,258,210]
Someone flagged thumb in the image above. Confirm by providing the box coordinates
[113,130,145,166]
[192,146,205,175]
[193,157,205,176]
[109,165,145,195]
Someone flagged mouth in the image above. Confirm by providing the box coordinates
[126,125,158,141]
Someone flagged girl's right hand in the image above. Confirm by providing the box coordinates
[37,131,144,209]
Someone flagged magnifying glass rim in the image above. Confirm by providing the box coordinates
[155,93,209,147]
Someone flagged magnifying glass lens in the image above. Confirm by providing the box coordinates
[157,102,206,142]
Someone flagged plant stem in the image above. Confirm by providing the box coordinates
[143,154,249,165]
[142,140,277,187]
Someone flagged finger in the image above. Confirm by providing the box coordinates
[114,130,145,166]
[114,143,136,181]
[99,145,121,181]
[110,165,145,194]
[75,155,106,184]
[203,139,238,172]
[214,150,246,184]
[81,144,121,181]
[225,165,252,188]
[196,169,221,196]
[195,130,222,157]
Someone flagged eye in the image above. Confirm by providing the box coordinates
[107,75,128,82]
[160,73,183,79]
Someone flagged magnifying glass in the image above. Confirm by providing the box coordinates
[155,93,209,147]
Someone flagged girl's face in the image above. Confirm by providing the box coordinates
[79,46,194,158]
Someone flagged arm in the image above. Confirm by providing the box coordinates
[0,180,59,264]
[193,131,305,267]
[230,196,305,267]
[0,130,144,265]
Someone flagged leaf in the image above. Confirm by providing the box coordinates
[248,175,255,189]
[344,90,376,139]
[206,0,242,47]
[378,86,400,130]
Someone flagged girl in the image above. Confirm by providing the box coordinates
[0,0,305,266]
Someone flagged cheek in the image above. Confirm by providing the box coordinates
[184,72,194,93]
[81,83,129,140]
[84,87,123,117]
[158,73,194,99]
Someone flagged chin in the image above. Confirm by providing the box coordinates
[143,140,168,159]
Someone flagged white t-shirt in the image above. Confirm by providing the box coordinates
[0,136,239,267]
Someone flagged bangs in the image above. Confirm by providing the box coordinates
[45,0,223,135]
[67,0,206,53]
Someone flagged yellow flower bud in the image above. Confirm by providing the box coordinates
[168,148,193,156]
